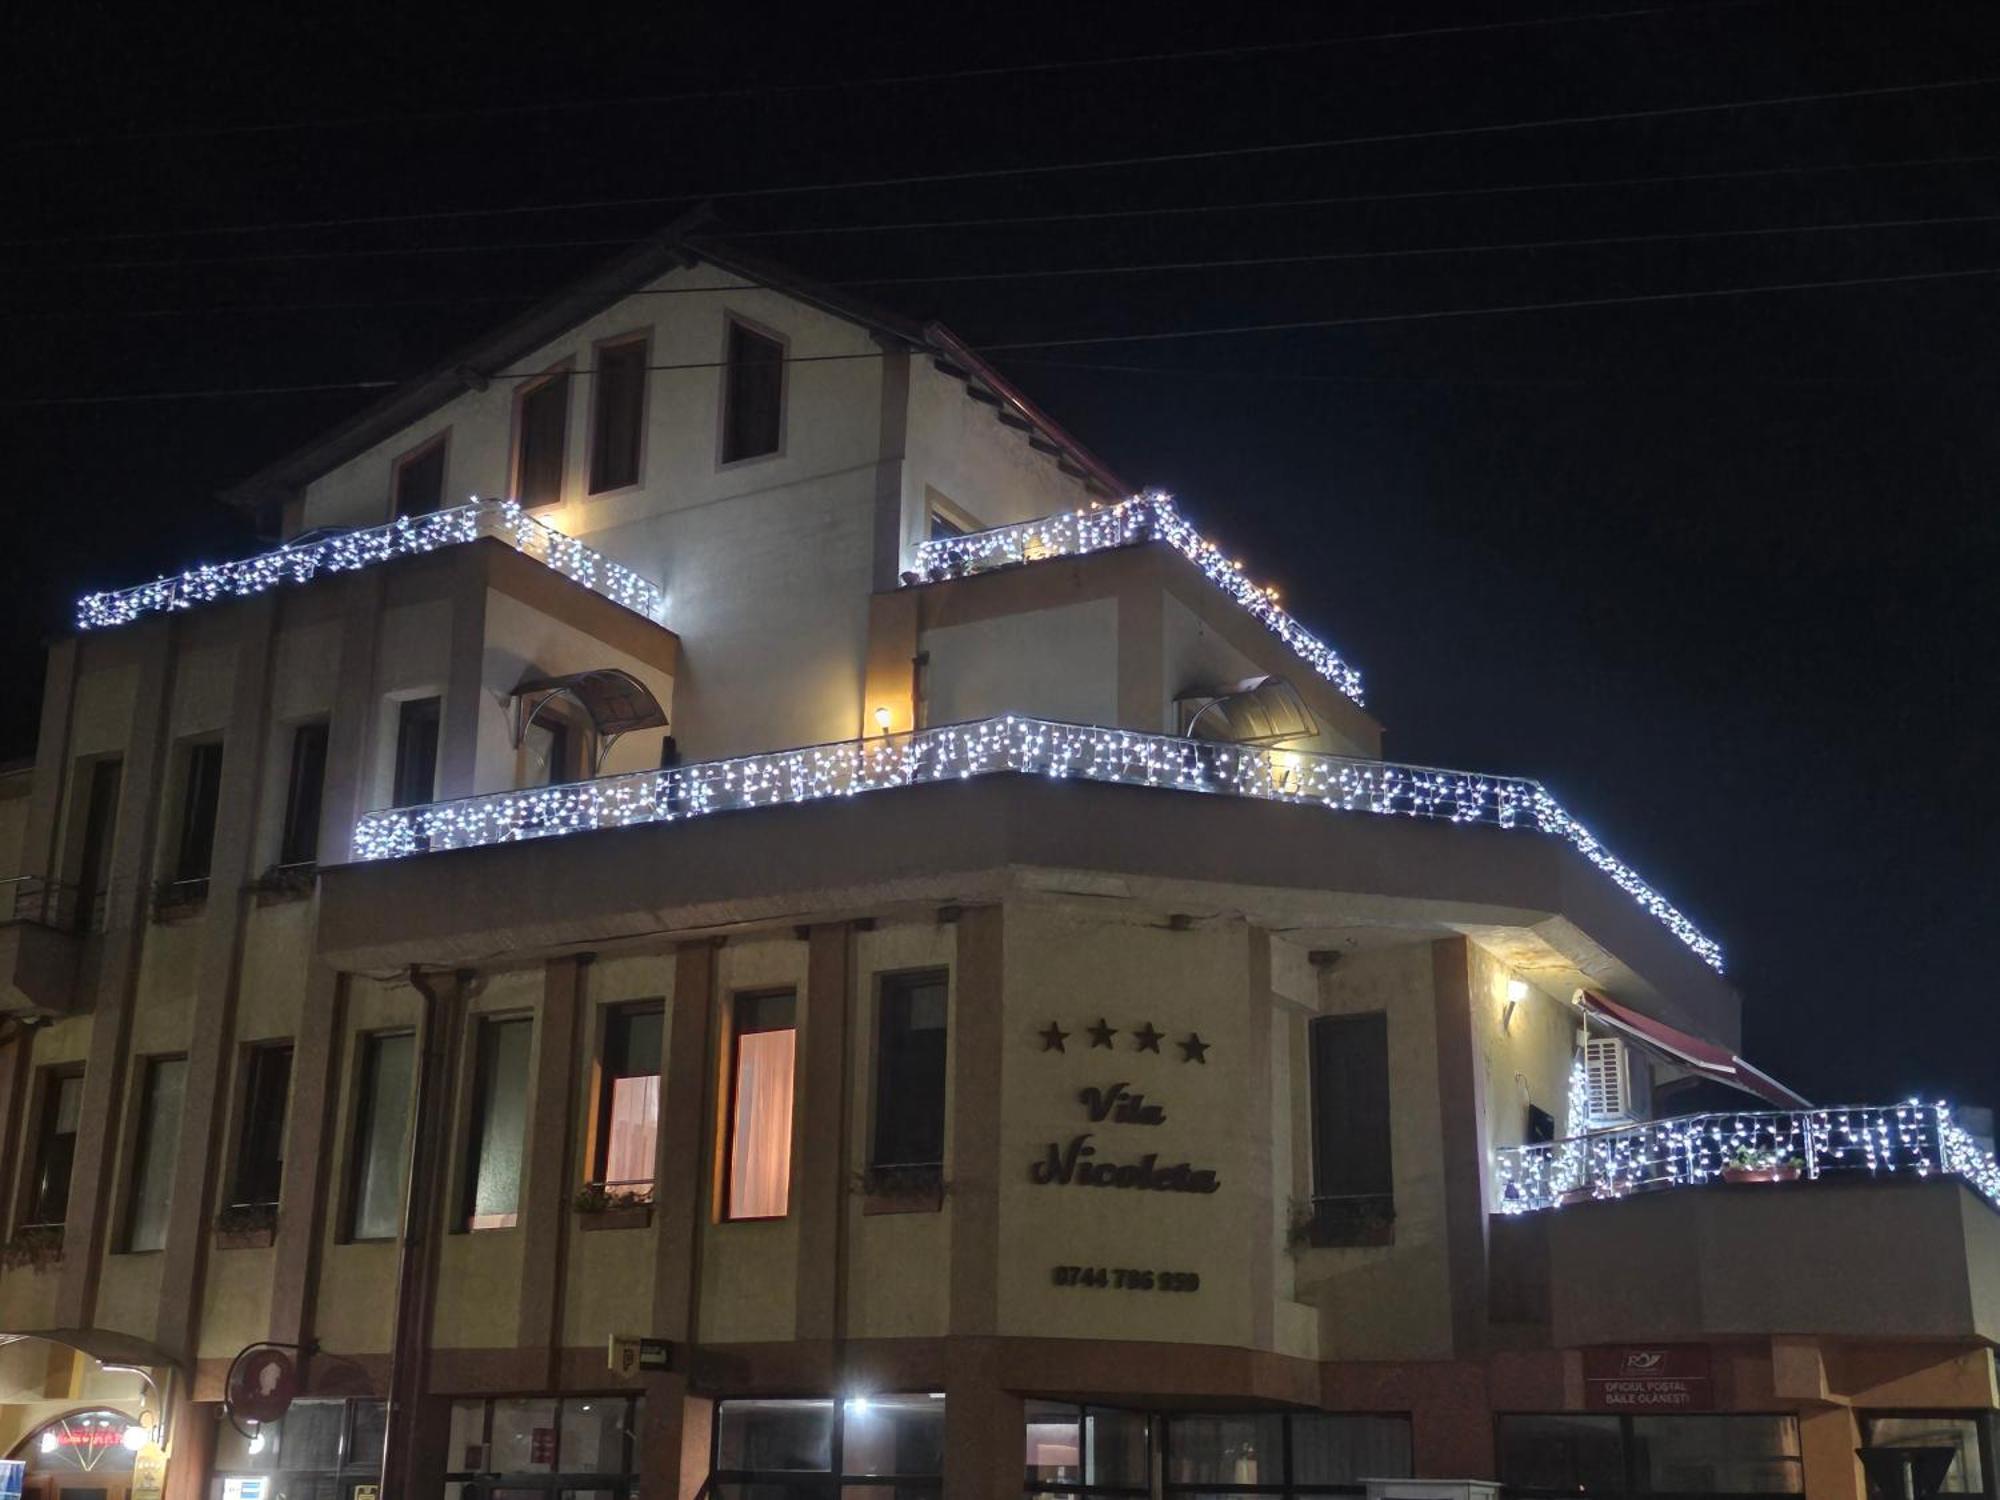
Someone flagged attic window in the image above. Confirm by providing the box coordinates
[721,319,784,463]
[392,435,447,519]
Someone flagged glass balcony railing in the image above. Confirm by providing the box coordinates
[76,499,667,631]
[1493,1101,2000,1214]
[351,713,1725,971]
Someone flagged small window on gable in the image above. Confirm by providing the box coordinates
[393,435,448,519]
[589,337,647,493]
[721,320,784,464]
[516,371,570,507]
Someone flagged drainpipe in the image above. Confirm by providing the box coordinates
[381,964,467,1499]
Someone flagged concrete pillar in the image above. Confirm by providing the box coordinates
[948,906,1004,1337]
[18,635,79,886]
[316,570,386,867]
[870,347,912,594]
[944,1343,1023,1500]
[1800,1406,1864,1500]
[1244,925,1276,1352]
[795,923,853,1342]
[55,618,175,1328]
[158,594,278,1362]
[437,563,489,801]
[653,941,717,1345]
[639,1375,713,1500]
[268,965,346,1352]
[1430,936,1491,1356]
[516,954,588,1373]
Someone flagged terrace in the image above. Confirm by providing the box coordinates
[349,713,1726,971]
[1493,1101,2000,1214]
[74,498,667,630]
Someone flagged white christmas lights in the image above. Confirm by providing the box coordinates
[1494,1100,2000,1213]
[910,492,1367,706]
[350,712,1723,969]
[75,498,667,631]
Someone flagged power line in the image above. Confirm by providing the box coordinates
[25,207,2000,307]
[6,3,1759,153]
[13,73,1994,256]
[9,261,1997,407]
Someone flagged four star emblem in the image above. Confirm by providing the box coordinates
[1035,1019,1208,1061]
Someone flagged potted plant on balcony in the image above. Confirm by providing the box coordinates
[0,1223,64,1272]
[1719,1143,1805,1184]
[574,1182,653,1230]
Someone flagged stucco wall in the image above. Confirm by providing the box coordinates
[921,598,1119,729]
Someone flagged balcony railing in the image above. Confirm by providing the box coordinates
[76,499,667,631]
[908,492,1366,707]
[1494,1102,2000,1214]
[351,713,1724,970]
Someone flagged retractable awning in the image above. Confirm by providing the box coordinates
[1579,990,1810,1109]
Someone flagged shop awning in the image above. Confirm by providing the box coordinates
[1579,990,1810,1110]
[512,668,667,737]
[0,1326,183,1372]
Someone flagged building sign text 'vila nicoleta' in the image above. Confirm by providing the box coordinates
[1030,1081,1221,1193]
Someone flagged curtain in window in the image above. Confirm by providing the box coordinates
[729,1029,795,1218]
[604,1074,659,1187]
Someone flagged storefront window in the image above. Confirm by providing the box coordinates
[713,1395,943,1496]
[210,1398,386,1500]
[444,1396,643,1497]
[1500,1414,1802,1499]
[1162,1412,1410,1498]
[1863,1416,1993,1497]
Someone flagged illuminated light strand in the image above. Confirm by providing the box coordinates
[75,498,667,630]
[1494,1100,2000,1213]
[909,492,1366,706]
[350,713,1722,968]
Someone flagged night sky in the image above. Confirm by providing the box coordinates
[6,3,1996,1106]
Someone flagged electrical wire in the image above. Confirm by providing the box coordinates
[9,260,1997,407]
[12,72,1994,255]
[7,2,1767,152]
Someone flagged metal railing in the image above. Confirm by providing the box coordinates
[1493,1101,2000,1214]
[908,492,1367,706]
[76,498,667,630]
[351,713,1724,969]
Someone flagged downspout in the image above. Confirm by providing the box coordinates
[381,963,466,1499]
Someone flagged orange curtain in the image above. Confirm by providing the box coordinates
[729,1029,795,1218]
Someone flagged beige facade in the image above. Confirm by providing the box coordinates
[1,229,1994,1500]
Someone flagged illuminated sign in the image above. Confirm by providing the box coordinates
[223,1477,268,1500]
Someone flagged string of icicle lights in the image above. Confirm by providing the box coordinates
[909,492,1367,707]
[75,498,667,630]
[351,713,1724,969]
[1493,1099,2000,1212]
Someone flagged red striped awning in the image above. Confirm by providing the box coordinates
[1580,990,1809,1110]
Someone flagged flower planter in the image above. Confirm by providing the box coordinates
[578,1204,653,1232]
[215,1224,277,1250]
[859,1165,945,1216]
[1721,1165,1801,1184]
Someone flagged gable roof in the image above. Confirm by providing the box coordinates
[221,206,1126,518]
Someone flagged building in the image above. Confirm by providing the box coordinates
[2,217,1996,1500]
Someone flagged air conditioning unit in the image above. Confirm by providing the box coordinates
[1584,1037,1651,1127]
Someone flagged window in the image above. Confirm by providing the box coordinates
[1862,1416,1991,1496]
[463,1016,533,1230]
[279,721,329,866]
[233,1043,294,1208]
[714,1395,944,1497]
[1498,1414,1802,1499]
[870,971,947,1179]
[927,507,967,541]
[1158,1412,1411,1500]
[214,1398,386,1493]
[71,756,122,933]
[348,1031,416,1241]
[122,1055,187,1252]
[392,696,441,808]
[1026,1403,1150,1496]
[720,319,783,463]
[589,337,647,493]
[725,991,796,1220]
[172,739,225,885]
[521,700,588,788]
[445,1395,644,1495]
[393,435,448,519]
[593,1004,662,1198]
[516,371,570,507]
[1305,1011,1393,1245]
[25,1069,84,1227]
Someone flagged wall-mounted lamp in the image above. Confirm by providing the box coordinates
[1502,978,1530,1034]
[873,706,892,735]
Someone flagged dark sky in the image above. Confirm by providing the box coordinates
[5,3,1996,1106]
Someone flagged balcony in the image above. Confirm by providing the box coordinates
[75,498,667,631]
[350,714,1724,970]
[1493,1102,2000,1214]
[908,492,1366,707]
[0,876,88,1017]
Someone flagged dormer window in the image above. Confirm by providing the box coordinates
[391,434,447,519]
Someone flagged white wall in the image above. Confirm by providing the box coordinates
[922,598,1120,729]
